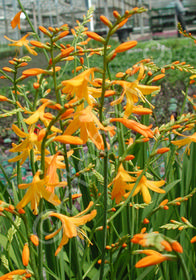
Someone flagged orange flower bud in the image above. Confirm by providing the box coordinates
[151,74,165,82]
[98,259,102,264]
[143,218,149,224]
[141,227,147,233]
[30,40,50,49]
[178,226,184,231]
[22,243,29,266]
[85,31,105,43]
[60,46,75,58]
[148,71,152,76]
[9,60,17,65]
[0,95,8,101]
[163,205,169,210]
[54,30,69,41]
[100,15,112,28]
[2,67,15,73]
[37,129,46,141]
[33,82,40,89]
[172,124,181,129]
[105,90,116,97]
[9,205,15,211]
[124,155,135,161]
[30,234,39,246]
[18,208,25,214]
[22,68,46,76]
[161,240,172,252]
[54,135,83,145]
[181,217,188,223]
[171,241,183,253]
[156,147,170,154]
[111,207,116,212]
[115,41,137,53]
[105,245,111,250]
[80,57,84,65]
[191,236,196,243]
[113,10,120,19]
[161,68,165,73]
[72,193,82,200]
[116,18,128,29]
[122,243,127,248]
[48,26,54,32]
[172,61,180,64]
[141,137,150,142]
[72,66,82,73]
[20,62,28,67]
[39,26,52,37]
[60,108,74,120]
[71,28,76,36]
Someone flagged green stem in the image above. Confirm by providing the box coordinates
[37,199,44,280]
[17,0,49,62]
[22,214,40,280]
[50,39,73,211]
[98,37,110,280]
[176,252,190,280]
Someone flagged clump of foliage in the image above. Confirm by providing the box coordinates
[0,2,196,280]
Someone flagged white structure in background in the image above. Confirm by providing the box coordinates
[0,0,195,42]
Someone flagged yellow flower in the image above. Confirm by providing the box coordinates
[37,151,73,192]
[9,124,45,165]
[111,65,160,118]
[24,102,61,133]
[124,172,165,204]
[16,171,61,215]
[112,79,159,118]
[11,11,22,29]
[61,68,97,109]
[45,201,97,255]
[108,163,135,204]
[171,132,196,155]
[4,34,37,56]
[135,250,169,268]
[64,106,114,150]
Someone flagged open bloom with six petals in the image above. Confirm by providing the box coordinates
[36,151,73,192]
[171,132,196,155]
[111,70,160,118]
[64,106,114,150]
[4,34,37,56]
[24,101,61,133]
[108,163,135,204]
[61,68,98,109]
[16,171,61,215]
[124,171,165,204]
[45,201,97,255]
[9,124,44,165]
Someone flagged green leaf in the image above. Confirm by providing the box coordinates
[0,234,20,268]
